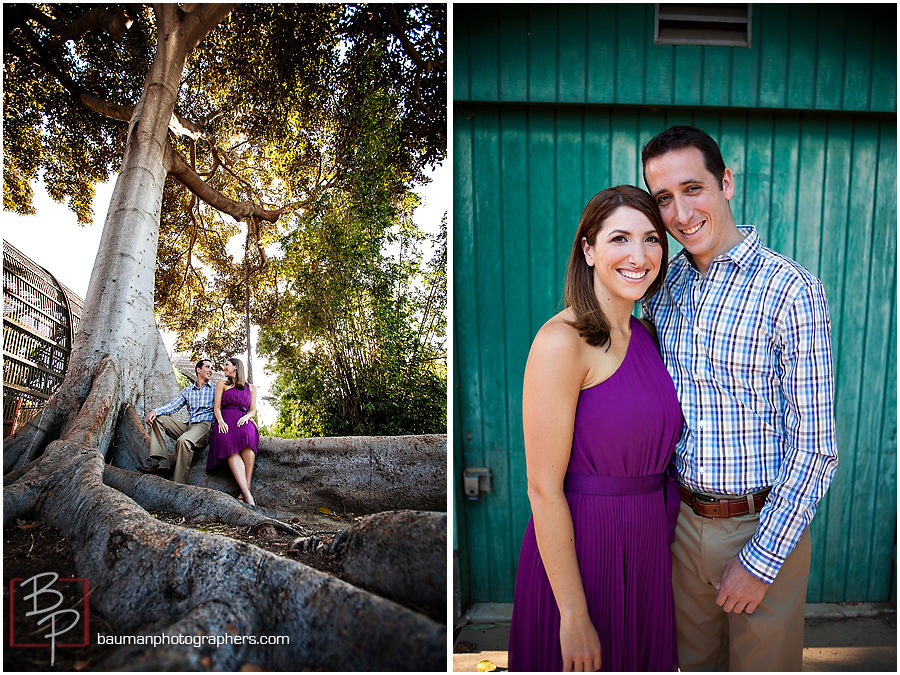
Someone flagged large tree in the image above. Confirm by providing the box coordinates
[3,3,445,669]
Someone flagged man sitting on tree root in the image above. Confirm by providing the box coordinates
[139,359,215,483]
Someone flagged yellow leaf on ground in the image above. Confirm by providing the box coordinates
[316,506,332,514]
[476,659,497,672]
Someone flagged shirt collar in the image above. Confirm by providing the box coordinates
[677,225,760,274]
[192,379,214,390]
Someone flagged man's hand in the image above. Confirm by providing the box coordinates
[145,410,156,426]
[715,556,769,614]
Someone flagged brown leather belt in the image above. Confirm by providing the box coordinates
[679,484,771,519]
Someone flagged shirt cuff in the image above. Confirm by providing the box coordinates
[737,539,784,584]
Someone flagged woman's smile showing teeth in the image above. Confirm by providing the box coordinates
[619,268,647,280]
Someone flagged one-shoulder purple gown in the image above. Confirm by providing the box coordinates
[508,317,682,672]
[206,385,259,471]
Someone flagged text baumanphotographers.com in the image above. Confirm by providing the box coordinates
[96,634,289,648]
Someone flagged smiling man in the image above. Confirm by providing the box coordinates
[139,359,216,484]
[640,126,838,671]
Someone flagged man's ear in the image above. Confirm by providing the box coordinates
[722,168,735,201]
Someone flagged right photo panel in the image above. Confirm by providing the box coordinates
[452,3,897,672]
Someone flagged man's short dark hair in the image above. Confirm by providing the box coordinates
[195,359,211,374]
[641,126,727,189]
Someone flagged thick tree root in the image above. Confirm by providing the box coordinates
[3,391,65,473]
[292,510,446,621]
[103,465,302,535]
[41,452,444,670]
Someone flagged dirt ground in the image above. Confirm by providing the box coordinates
[3,507,364,671]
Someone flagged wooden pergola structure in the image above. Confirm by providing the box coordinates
[3,240,84,437]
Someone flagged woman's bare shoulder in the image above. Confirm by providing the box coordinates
[529,310,587,365]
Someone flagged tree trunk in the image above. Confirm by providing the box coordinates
[3,6,444,670]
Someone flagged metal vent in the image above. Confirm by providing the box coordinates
[655,4,752,47]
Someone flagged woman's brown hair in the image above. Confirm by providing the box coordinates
[564,185,668,347]
[225,357,247,389]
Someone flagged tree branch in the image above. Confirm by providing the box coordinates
[167,141,299,223]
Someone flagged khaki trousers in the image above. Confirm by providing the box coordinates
[672,501,811,671]
[148,416,211,484]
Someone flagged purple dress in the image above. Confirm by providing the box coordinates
[206,385,259,471]
[508,317,682,672]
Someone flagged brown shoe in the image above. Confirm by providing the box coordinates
[139,457,170,475]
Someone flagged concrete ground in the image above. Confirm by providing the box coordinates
[453,603,896,672]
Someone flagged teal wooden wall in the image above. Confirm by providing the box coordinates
[453,3,898,607]
[454,4,897,112]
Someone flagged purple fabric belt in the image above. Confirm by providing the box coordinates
[564,472,667,496]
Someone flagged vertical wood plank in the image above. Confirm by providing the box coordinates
[528,108,559,330]
[499,107,533,587]
[842,118,878,599]
[472,109,516,601]
[558,4,588,102]
[453,106,490,600]
[841,10,874,111]
[718,115,748,227]
[498,7,529,101]
[768,115,800,260]
[757,4,788,109]
[453,5,472,102]
[615,4,646,105]
[867,120,897,600]
[586,4,617,104]
[870,7,897,112]
[467,5,499,101]
[785,5,817,109]
[818,116,852,600]
[730,18,759,108]
[744,113,774,242]
[584,109,612,199]
[814,6,846,110]
[701,46,731,108]
[673,45,703,106]
[527,5,558,102]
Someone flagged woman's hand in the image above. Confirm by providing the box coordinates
[237,414,251,427]
[217,420,229,434]
[560,611,602,672]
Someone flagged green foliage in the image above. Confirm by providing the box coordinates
[257,93,447,435]
[173,364,192,390]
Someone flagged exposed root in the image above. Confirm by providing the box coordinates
[2,391,65,473]
[3,479,44,527]
[109,402,152,471]
[66,356,121,455]
[103,465,302,535]
[36,460,444,670]
[3,456,43,486]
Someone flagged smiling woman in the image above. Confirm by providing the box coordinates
[507,184,682,672]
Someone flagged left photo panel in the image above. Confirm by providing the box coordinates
[3,3,448,671]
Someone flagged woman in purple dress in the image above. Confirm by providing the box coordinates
[508,186,682,672]
[207,357,259,505]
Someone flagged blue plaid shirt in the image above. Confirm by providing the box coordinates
[643,226,838,583]
[154,380,216,423]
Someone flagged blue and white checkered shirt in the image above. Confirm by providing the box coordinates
[643,226,838,583]
[154,380,216,423]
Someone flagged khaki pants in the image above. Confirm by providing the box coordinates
[672,501,811,671]
[148,416,211,485]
